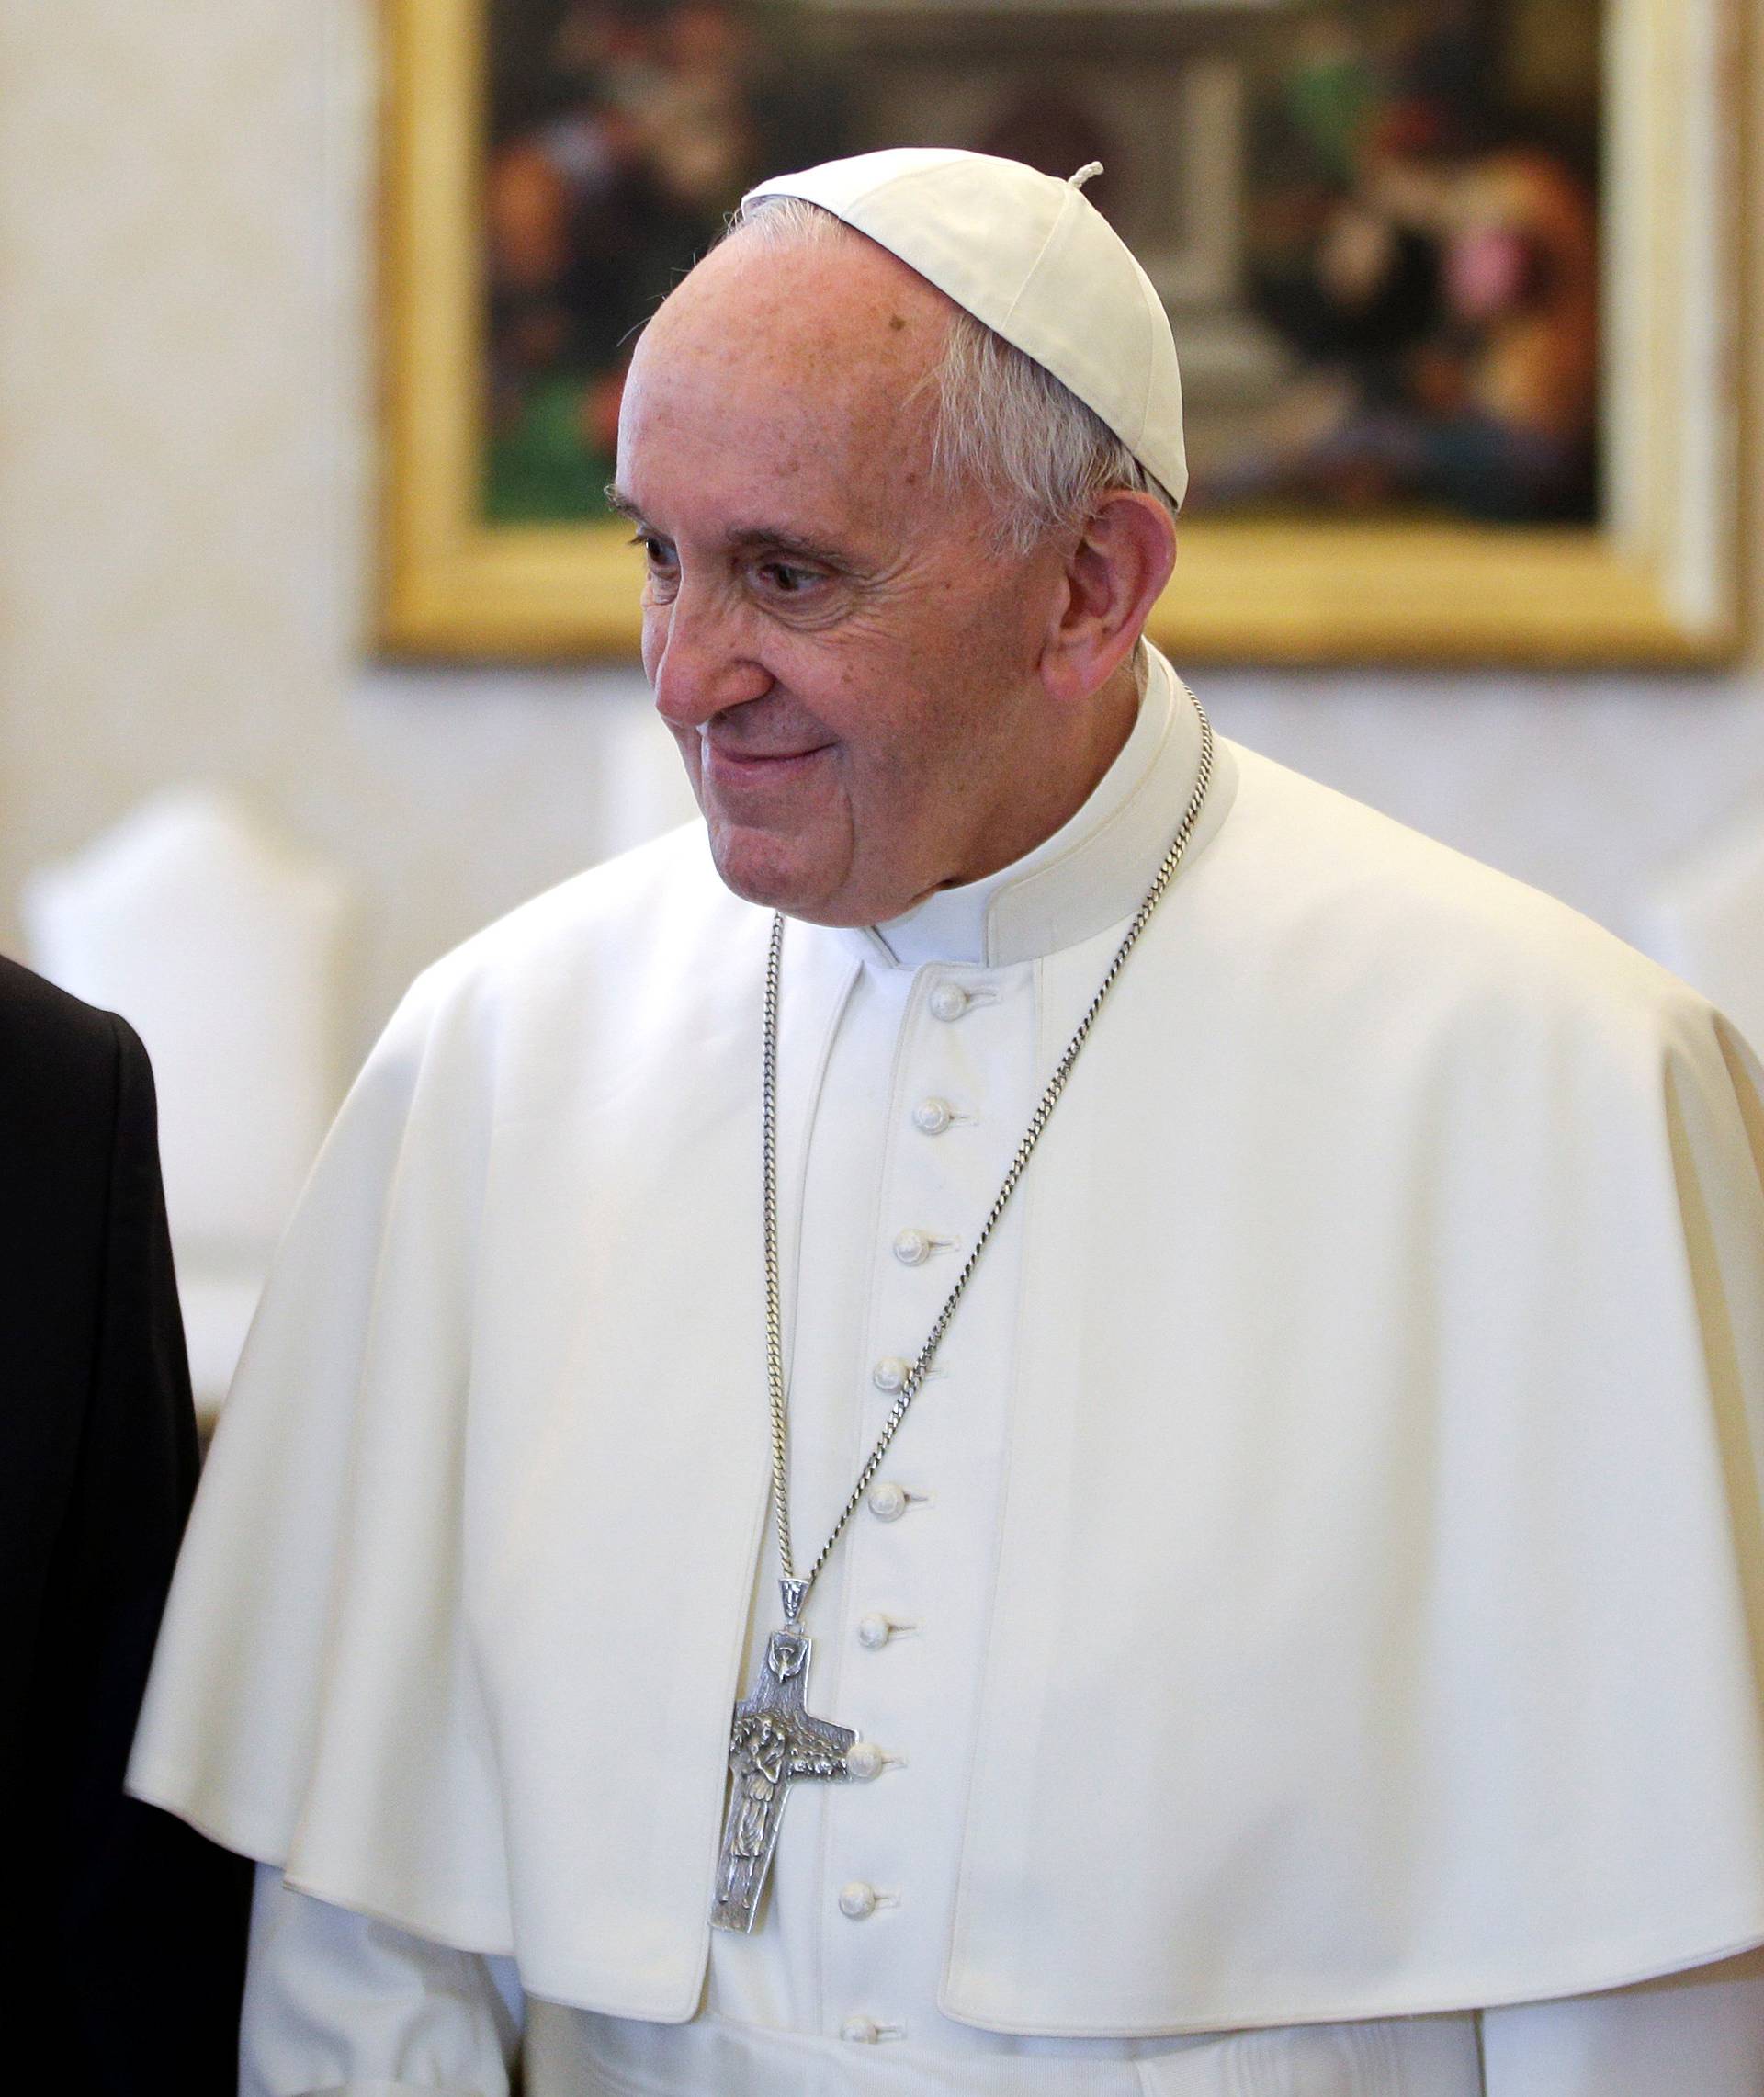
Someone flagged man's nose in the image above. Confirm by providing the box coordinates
[650,583,773,731]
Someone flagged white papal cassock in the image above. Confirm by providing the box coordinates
[130,654,1764,2094]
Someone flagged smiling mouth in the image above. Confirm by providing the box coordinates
[704,740,833,778]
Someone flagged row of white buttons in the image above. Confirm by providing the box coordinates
[842,992,989,2054]
[849,1471,914,2031]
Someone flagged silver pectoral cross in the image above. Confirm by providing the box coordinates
[710,1585,855,1933]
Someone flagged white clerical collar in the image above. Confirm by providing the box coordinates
[842,647,1216,971]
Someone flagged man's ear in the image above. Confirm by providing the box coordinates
[1038,491,1177,705]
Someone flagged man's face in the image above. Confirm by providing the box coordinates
[615,228,1070,926]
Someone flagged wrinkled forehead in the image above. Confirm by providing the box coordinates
[618,231,955,537]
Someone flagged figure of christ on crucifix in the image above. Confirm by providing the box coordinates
[712,1628,855,1934]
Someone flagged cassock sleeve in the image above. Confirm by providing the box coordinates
[241,1867,521,2097]
[1478,1949,1764,2093]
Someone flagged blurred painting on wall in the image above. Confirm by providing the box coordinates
[481,0,1600,531]
[379,0,1737,664]
[482,2,841,525]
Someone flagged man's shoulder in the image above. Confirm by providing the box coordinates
[1218,742,1710,1046]
[381,818,759,1059]
[0,948,118,1049]
[447,816,734,966]
[0,960,160,1267]
[0,953,135,1118]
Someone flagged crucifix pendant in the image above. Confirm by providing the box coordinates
[710,1581,855,1933]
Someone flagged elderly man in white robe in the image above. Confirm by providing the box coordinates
[130,151,1764,2095]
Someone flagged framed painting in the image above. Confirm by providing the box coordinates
[378,0,1744,665]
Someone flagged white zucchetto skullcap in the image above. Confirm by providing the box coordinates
[742,147,1187,509]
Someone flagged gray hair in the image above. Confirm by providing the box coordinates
[726,194,1178,556]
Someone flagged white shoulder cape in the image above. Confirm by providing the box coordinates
[130,752,1764,2031]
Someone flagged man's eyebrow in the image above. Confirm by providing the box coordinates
[605,490,853,570]
[722,525,851,570]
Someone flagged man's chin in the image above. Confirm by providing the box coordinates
[706,825,869,926]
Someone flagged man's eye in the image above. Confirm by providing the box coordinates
[629,534,676,568]
[760,562,820,595]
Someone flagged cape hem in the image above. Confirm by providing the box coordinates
[124,1762,523,1966]
[933,1916,1764,2039]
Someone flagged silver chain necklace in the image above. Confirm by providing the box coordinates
[711,702,1215,1933]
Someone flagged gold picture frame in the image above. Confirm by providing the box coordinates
[378,0,1744,667]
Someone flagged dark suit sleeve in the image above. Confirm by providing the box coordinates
[19,1014,251,2094]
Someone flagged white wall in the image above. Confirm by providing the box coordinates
[0,0,1758,1067]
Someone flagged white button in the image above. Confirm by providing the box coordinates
[856,1612,893,1650]
[866,1480,909,1522]
[912,1097,954,1135]
[838,1882,878,1920]
[892,1229,931,1266]
[928,983,968,1022]
[841,2015,880,2045]
[872,1355,909,1393]
[846,1741,885,1781]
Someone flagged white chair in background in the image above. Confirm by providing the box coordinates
[1637,807,1764,1056]
[22,788,351,1423]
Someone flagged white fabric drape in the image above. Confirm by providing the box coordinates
[135,654,1764,2070]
